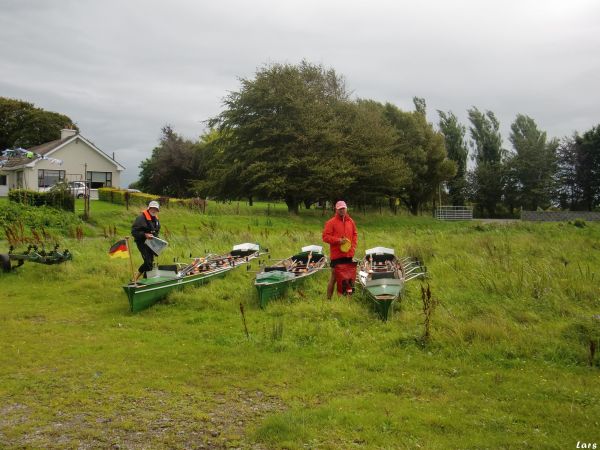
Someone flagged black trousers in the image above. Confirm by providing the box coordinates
[330,257,354,267]
[135,240,155,274]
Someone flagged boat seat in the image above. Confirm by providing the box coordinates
[371,271,395,280]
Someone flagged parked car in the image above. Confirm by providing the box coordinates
[67,181,88,198]
[48,181,88,198]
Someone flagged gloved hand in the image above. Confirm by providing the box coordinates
[340,237,351,252]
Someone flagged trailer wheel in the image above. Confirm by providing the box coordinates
[0,254,11,273]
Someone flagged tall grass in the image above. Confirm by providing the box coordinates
[1,199,599,448]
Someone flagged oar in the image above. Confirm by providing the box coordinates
[305,251,313,272]
[287,259,299,272]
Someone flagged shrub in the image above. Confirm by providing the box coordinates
[97,188,207,212]
[98,188,156,207]
[0,201,82,235]
[8,189,74,212]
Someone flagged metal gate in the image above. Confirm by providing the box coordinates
[435,206,473,220]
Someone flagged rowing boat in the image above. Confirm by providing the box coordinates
[123,243,261,313]
[357,246,426,321]
[255,245,327,308]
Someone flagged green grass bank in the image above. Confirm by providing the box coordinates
[1,199,599,449]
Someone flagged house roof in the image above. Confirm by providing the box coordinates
[1,133,125,171]
[1,137,69,168]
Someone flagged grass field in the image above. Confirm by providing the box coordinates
[1,199,600,449]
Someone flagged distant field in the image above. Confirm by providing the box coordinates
[1,199,599,449]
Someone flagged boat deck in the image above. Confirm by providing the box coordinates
[136,276,178,285]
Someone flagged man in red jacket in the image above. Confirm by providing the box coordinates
[322,200,358,299]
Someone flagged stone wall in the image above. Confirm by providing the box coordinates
[521,210,600,221]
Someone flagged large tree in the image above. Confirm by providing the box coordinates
[188,128,232,199]
[506,114,558,211]
[383,103,456,215]
[337,99,409,209]
[554,135,580,210]
[0,97,77,150]
[575,125,600,211]
[209,61,353,213]
[137,126,200,198]
[438,110,468,205]
[467,107,504,216]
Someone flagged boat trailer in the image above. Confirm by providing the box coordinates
[1,244,72,272]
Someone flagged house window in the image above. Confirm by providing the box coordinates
[16,171,24,188]
[38,169,66,188]
[0,175,6,186]
[86,171,112,189]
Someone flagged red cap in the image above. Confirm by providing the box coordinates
[335,200,347,209]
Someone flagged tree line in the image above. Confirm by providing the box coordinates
[133,62,600,215]
[2,59,599,216]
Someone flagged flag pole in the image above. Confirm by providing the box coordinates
[125,237,135,282]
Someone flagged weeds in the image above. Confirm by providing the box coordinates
[271,318,284,342]
[576,262,595,282]
[102,224,118,239]
[403,242,434,262]
[563,316,600,367]
[239,302,250,339]
[4,221,26,246]
[421,283,437,344]
[4,222,58,247]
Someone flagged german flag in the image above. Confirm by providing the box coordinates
[108,239,129,259]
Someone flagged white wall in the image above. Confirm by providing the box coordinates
[0,136,123,196]
[29,138,121,190]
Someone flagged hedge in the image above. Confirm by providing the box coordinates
[97,188,206,212]
[8,189,74,212]
[98,188,154,207]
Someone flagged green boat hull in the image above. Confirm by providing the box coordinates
[255,276,306,309]
[362,279,403,321]
[255,250,326,308]
[123,268,229,313]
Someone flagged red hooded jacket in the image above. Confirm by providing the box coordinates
[322,212,358,261]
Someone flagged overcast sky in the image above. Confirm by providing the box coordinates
[1,0,599,187]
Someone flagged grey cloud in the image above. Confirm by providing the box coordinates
[1,0,599,186]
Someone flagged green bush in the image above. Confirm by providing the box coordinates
[8,189,74,212]
[98,188,155,207]
[0,201,82,231]
[97,188,205,211]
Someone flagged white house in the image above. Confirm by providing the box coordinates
[0,129,125,196]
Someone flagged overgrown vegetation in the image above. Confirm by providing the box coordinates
[8,188,74,212]
[0,200,82,233]
[98,187,207,212]
[1,200,599,448]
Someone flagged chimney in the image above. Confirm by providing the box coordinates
[61,129,77,140]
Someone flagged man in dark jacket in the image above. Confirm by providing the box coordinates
[322,200,358,299]
[131,200,161,282]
